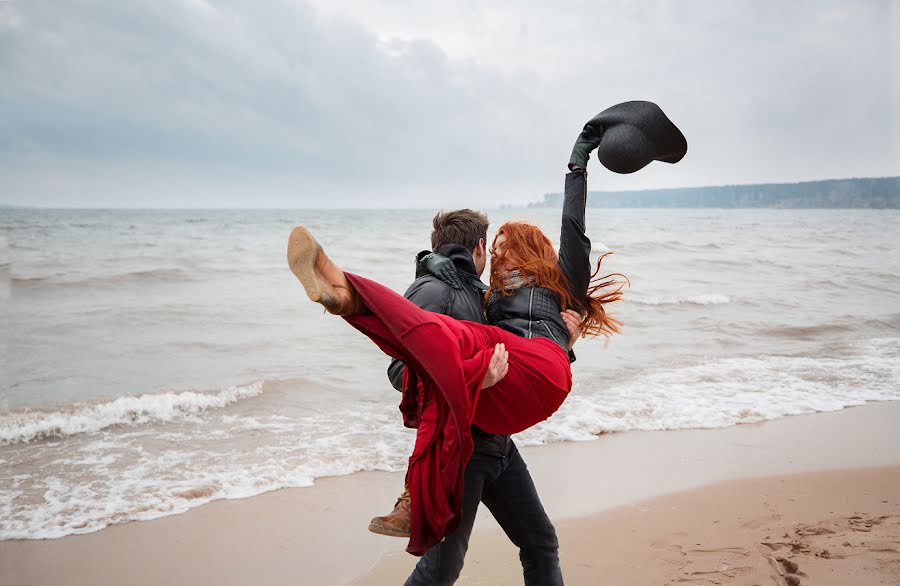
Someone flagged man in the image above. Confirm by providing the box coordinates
[368,209,578,586]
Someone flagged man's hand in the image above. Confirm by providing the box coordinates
[561,309,583,349]
[481,343,509,389]
[419,253,462,290]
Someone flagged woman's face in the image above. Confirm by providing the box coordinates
[490,232,508,272]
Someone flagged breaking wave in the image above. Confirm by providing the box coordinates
[3,340,899,540]
[628,293,731,306]
[0,382,264,445]
[516,338,900,444]
[11,267,194,287]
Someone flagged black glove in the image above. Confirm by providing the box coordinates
[419,252,462,290]
[568,117,605,171]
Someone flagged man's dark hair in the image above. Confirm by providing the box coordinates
[431,209,489,252]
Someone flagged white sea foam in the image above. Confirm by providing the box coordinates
[515,338,900,445]
[0,235,9,267]
[0,382,264,445]
[628,293,731,306]
[0,402,414,540]
[4,340,898,541]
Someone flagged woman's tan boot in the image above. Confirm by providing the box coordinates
[287,226,363,315]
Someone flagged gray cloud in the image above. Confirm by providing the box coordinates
[1,0,897,207]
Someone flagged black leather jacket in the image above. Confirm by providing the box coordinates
[387,244,509,455]
[387,244,488,391]
[486,170,591,351]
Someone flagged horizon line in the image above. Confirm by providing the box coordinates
[2,174,898,210]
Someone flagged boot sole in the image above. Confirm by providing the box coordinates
[287,226,339,309]
[367,520,411,538]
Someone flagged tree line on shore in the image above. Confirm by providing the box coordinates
[528,177,900,208]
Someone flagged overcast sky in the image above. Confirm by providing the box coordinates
[1,0,898,208]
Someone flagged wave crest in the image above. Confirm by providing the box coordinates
[11,267,193,287]
[629,293,731,306]
[0,382,264,445]
[516,338,900,444]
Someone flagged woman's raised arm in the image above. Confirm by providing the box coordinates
[557,169,592,307]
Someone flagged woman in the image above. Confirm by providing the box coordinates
[288,101,686,554]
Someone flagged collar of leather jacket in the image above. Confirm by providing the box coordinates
[415,244,487,291]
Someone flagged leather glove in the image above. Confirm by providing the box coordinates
[419,252,462,290]
[568,117,605,171]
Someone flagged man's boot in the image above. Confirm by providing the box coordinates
[368,487,411,538]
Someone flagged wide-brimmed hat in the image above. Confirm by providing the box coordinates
[593,101,687,174]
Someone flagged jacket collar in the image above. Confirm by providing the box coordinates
[415,244,487,291]
[436,244,479,276]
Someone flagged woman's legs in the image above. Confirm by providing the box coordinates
[288,226,488,382]
[469,333,571,435]
[287,225,572,433]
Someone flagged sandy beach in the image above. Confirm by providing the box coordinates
[363,468,900,585]
[3,401,899,585]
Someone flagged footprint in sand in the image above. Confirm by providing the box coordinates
[794,523,835,537]
[672,546,756,583]
[742,513,783,530]
[649,541,687,567]
[771,556,807,585]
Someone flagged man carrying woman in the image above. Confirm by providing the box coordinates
[286,101,686,580]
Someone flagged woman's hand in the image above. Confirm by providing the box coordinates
[481,343,509,389]
[561,309,583,349]
[568,118,604,171]
[419,253,462,289]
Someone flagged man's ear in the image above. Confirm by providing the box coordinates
[475,238,486,256]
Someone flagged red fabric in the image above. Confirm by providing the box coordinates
[399,367,422,429]
[342,273,572,555]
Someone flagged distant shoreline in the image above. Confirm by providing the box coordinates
[527,176,900,209]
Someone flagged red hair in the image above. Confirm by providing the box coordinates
[489,222,628,338]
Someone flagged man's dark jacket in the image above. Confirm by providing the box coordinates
[387,243,508,452]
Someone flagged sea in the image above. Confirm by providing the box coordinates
[1,207,899,540]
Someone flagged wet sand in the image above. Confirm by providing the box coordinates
[362,467,900,585]
[3,402,899,585]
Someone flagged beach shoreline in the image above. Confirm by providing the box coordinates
[3,402,899,585]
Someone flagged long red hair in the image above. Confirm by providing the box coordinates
[489,222,628,338]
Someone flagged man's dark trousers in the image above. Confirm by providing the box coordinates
[391,244,563,585]
[404,439,563,586]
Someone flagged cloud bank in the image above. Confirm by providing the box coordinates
[1,0,897,207]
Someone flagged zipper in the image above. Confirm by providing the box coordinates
[527,288,534,339]
[581,173,587,227]
[541,321,562,346]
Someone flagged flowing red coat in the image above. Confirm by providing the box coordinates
[344,273,572,555]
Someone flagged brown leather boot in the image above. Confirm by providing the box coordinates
[367,487,411,538]
[287,226,364,315]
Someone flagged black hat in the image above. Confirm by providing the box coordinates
[593,101,687,174]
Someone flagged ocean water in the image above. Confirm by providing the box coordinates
[1,207,899,540]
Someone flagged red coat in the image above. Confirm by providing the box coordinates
[344,273,571,555]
